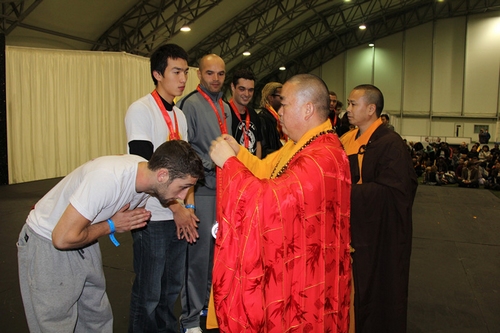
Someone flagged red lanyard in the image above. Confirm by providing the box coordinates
[330,115,337,127]
[229,99,250,148]
[198,84,228,240]
[266,104,287,141]
[197,85,228,134]
[151,90,180,140]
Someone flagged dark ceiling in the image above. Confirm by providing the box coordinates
[1,0,499,92]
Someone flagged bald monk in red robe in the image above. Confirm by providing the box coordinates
[209,74,352,332]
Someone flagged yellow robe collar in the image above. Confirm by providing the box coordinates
[340,117,384,184]
[271,120,332,178]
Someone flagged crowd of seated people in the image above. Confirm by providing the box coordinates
[407,140,500,189]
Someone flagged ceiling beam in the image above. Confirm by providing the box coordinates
[91,0,221,56]
[242,0,500,86]
[0,0,44,35]
[238,0,500,104]
[186,0,342,67]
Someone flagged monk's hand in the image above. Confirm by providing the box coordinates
[210,136,236,168]
[110,203,151,232]
[221,134,241,155]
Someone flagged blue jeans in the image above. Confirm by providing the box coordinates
[129,220,187,333]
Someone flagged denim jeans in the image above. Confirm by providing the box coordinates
[129,220,187,333]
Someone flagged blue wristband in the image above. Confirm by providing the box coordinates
[185,204,196,210]
[107,219,120,247]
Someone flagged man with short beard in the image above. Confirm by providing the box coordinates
[229,68,262,157]
[18,141,203,333]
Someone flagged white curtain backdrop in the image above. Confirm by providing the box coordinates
[6,46,199,184]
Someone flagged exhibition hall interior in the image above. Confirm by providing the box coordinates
[1,0,499,332]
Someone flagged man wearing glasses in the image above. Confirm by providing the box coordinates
[258,82,285,158]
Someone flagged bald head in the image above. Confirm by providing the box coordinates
[197,54,225,94]
[279,74,331,142]
[286,74,330,121]
[199,54,223,70]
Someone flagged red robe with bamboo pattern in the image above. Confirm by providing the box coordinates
[212,125,351,333]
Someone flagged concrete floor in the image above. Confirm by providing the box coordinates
[1,178,499,332]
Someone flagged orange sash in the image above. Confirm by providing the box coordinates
[340,118,383,184]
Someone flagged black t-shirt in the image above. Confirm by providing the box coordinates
[230,105,262,156]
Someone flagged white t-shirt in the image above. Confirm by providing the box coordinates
[125,93,188,220]
[26,155,148,240]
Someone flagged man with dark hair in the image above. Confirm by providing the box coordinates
[335,100,352,137]
[125,43,197,332]
[18,140,203,333]
[209,74,351,332]
[328,90,341,132]
[380,113,395,131]
[459,160,480,188]
[229,68,262,157]
[341,84,417,332]
[258,82,284,158]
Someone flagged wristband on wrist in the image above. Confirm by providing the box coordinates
[107,218,120,247]
[185,204,196,210]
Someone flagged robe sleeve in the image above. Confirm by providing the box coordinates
[213,140,351,333]
[237,143,283,179]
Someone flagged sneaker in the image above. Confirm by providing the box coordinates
[184,328,203,333]
[200,308,208,316]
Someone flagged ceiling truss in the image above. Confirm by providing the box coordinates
[92,0,222,55]
[1,0,499,99]
[232,0,500,97]
[1,0,44,35]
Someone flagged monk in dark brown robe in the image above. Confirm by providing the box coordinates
[341,84,417,333]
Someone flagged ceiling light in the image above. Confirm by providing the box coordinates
[279,66,286,71]
[368,43,375,47]
[359,24,366,30]
[242,51,251,56]
[180,24,191,32]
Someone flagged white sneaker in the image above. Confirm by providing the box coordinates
[184,328,203,333]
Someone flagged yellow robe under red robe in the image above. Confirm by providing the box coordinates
[212,121,352,332]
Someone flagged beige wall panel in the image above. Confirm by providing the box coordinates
[432,17,466,116]
[430,119,456,137]
[346,45,374,91]
[401,117,430,136]
[463,12,500,117]
[431,119,497,143]
[463,120,496,142]
[320,53,346,103]
[403,23,433,113]
[373,32,403,115]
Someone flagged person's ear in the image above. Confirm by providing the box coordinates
[157,169,170,183]
[153,70,163,82]
[304,102,314,120]
[368,103,377,116]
